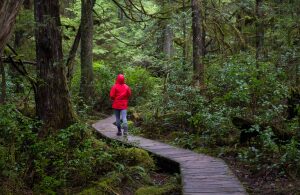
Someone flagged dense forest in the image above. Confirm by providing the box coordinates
[0,0,299,194]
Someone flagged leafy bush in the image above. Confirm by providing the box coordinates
[31,123,116,192]
[93,62,116,109]
[207,53,288,123]
[280,139,300,178]
[0,104,158,193]
[124,66,158,106]
[71,61,116,112]
[71,62,158,112]
[0,104,39,191]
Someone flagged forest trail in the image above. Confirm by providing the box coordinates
[93,116,247,195]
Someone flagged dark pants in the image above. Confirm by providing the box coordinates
[114,109,128,132]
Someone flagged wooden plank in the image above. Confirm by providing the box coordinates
[184,187,246,193]
[92,116,247,195]
[185,192,245,195]
[183,182,243,188]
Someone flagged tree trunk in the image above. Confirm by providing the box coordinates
[155,1,173,59]
[0,1,23,51]
[66,24,81,83]
[79,0,95,102]
[182,0,187,65]
[0,57,6,104]
[13,0,32,93]
[255,0,264,63]
[191,0,204,87]
[163,24,173,59]
[202,1,207,56]
[34,0,75,131]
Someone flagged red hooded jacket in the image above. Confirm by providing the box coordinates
[110,74,131,110]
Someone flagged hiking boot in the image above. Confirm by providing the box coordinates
[116,126,122,136]
[116,131,122,136]
[123,125,128,136]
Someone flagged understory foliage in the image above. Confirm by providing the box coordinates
[71,62,158,115]
[0,104,179,194]
[1,0,299,194]
[130,52,300,180]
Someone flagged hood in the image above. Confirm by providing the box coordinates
[116,74,125,84]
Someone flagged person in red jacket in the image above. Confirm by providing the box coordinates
[110,74,132,136]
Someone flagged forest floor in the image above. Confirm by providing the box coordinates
[224,155,300,195]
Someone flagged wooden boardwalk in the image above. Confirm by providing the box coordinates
[92,116,247,195]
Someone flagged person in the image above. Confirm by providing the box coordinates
[110,74,131,136]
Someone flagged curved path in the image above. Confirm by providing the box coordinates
[92,116,247,195]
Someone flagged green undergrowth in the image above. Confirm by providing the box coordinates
[135,181,180,195]
[71,62,159,115]
[0,104,180,194]
[128,53,300,194]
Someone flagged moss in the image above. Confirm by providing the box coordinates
[117,148,155,170]
[135,183,177,195]
[78,172,122,195]
[91,137,109,150]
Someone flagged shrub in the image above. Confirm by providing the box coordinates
[0,104,38,190]
[124,66,158,105]
[207,53,288,123]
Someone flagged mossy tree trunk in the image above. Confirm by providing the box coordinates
[0,1,23,103]
[255,0,264,63]
[79,0,95,103]
[0,1,23,51]
[34,0,75,131]
[191,0,204,88]
[155,0,173,59]
[182,0,187,66]
[0,58,6,104]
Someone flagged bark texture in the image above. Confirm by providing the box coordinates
[0,58,6,104]
[192,0,204,87]
[66,24,81,82]
[163,24,173,59]
[79,0,95,102]
[34,0,75,130]
[255,0,264,62]
[0,1,23,51]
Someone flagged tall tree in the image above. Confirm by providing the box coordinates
[156,0,173,59]
[34,0,75,131]
[163,23,173,59]
[191,0,204,87]
[0,1,23,103]
[255,0,264,63]
[79,0,95,102]
[182,0,187,65]
[0,1,23,51]
[0,59,5,104]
